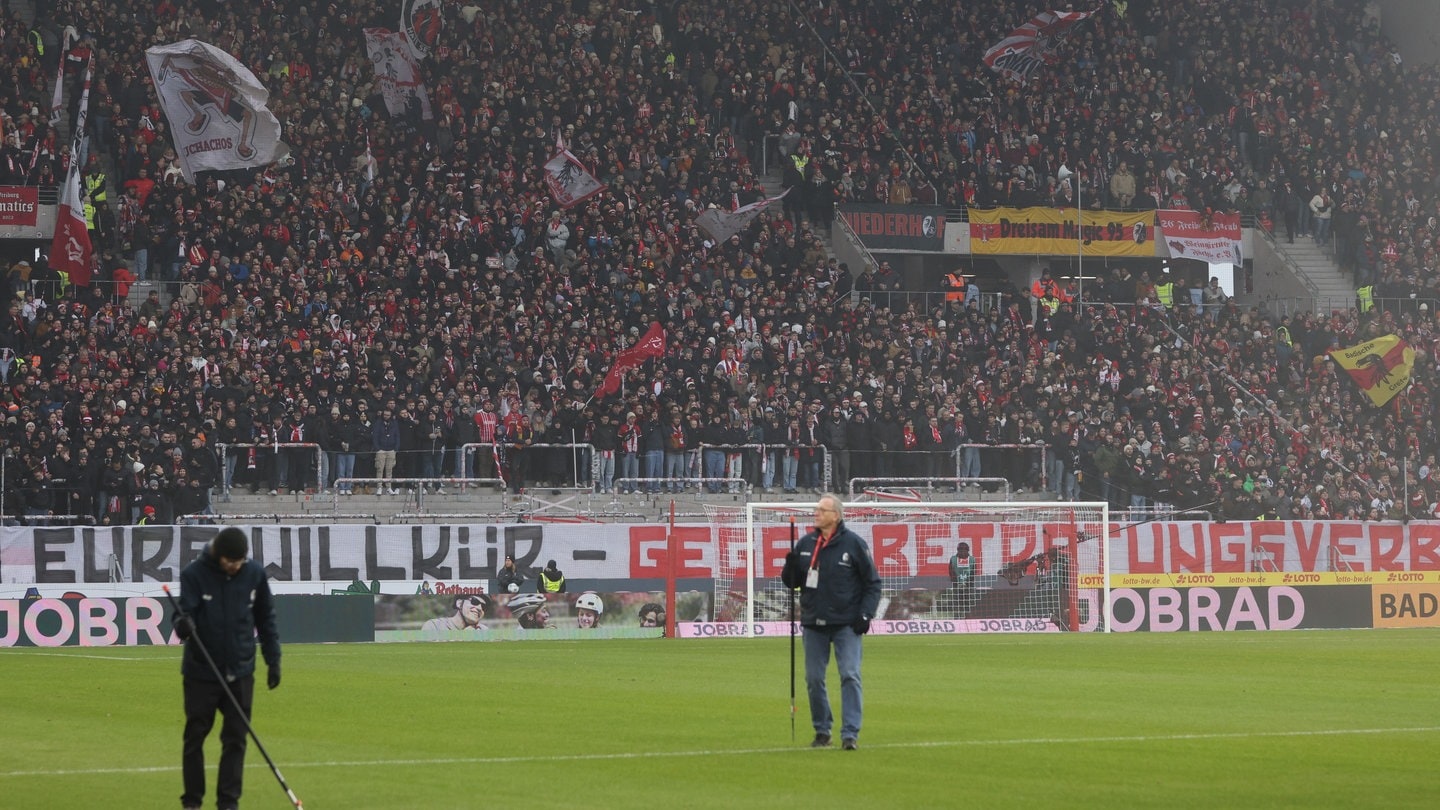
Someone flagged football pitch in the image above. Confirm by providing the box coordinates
[2,629,1437,808]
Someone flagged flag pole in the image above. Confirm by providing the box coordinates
[788,517,798,741]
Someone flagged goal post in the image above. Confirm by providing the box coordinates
[703,500,1111,635]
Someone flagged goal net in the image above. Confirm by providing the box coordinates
[703,500,1110,635]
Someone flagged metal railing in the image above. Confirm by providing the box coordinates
[1260,295,1434,319]
[461,442,597,489]
[832,200,882,273]
[218,442,324,495]
[1251,544,1280,573]
[696,442,832,494]
[1257,225,1321,299]
[957,442,1050,491]
[614,476,752,495]
[332,477,503,506]
[1327,544,1356,572]
[849,477,1013,499]
[847,289,1003,316]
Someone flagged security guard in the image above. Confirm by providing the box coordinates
[84,164,107,206]
[1154,270,1175,308]
[538,559,566,593]
[1357,283,1375,314]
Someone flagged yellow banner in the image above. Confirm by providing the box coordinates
[1328,334,1415,407]
[1108,571,1440,588]
[969,207,1157,256]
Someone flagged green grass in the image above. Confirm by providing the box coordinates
[3,630,1438,808]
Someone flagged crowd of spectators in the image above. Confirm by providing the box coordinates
[2,0,1440,525]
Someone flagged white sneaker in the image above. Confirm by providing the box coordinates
[388,488,399,495]
[268,489,278,496]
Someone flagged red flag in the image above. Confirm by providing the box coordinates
[51,54,94,286]
[597,322,665,399]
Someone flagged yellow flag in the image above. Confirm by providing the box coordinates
[1328,334,1415,407]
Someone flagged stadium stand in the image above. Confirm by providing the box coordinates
[1,0,1438,525]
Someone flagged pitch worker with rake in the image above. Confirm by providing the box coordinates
[782,494,882,750]
[172,527,282,810]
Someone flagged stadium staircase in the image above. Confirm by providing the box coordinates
[1262,229,1356,312]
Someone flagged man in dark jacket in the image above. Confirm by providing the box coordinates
[174,528,281,810]
[781,494,882,751]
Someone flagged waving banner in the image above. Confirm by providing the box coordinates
[50,54,93,286]
[1329,334,1415,407]
[697,190,788,244]
[400,0,443,60]
[983,9,1097,84]
[365,28,435,121]
[545,134,607,209]
[145,40,289,182]
[1157,209,1242,264]
[597,322,666,399]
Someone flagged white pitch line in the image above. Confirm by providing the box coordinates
[3,726,1438,778]
[9,652,159,661]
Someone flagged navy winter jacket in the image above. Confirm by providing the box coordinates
[781,522,882,628]
[177,548,280,682]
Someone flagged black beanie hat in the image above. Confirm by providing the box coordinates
[213,528,248,560]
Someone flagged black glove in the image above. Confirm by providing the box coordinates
[267,663,281,690]
[852,617,871,636]
[173,614,194,641]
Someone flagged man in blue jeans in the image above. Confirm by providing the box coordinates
[781,494,882,750]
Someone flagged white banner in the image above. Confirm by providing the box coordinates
[144,39,289,182]
[50,54,93,285]
[544,148,606,209]
[4,521,1440,585]
[364,28,434,121]
[1157,209,1243,263]
[696,189,788,244]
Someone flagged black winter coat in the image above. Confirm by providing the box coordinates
[177,545,281,682]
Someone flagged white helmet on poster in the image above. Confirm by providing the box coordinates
[575,592,604,615]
